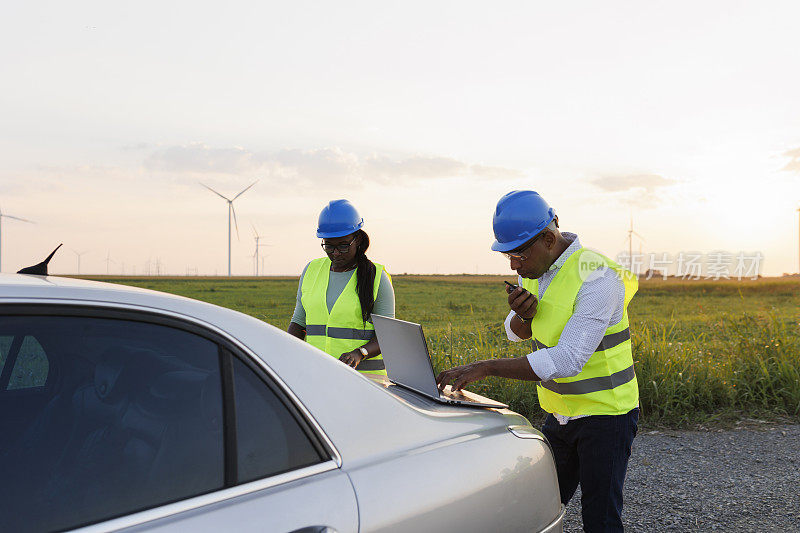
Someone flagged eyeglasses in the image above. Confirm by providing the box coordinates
[321,238,356,253]
[501,233,543,261]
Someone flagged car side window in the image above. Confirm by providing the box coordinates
[0,335,12,375]
[0,315,224,532]
[232,356,325,483]
[6,336,49,390]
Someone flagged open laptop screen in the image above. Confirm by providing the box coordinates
[371,314,441,398]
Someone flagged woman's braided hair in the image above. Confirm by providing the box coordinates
[353,230,376,323]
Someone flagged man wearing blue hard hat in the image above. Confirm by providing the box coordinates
[437,190,639,533]
[288,200,395,375]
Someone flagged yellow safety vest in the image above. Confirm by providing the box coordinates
[300,257,390,375]
[522,248,639,416]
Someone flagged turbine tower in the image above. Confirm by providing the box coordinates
[201,181,258,277]
[104,250,116,275]
[71,249,89,275]
[626,215,645,273]
[251,224,271,276]
[0,206,34,272]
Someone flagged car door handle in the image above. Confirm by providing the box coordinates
[288,527,339,533]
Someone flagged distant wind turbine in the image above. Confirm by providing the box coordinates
[201,181,258,277]
[0,206,34,272]
[626,215,645,271]
[104,250,116,275]
[71,249,89,275]
[251,224,271,276]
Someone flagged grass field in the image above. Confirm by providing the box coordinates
[93,275,800,428]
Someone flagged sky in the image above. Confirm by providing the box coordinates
[1,1,799,277]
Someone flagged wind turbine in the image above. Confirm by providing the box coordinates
[104,250,116,275]
[71,249,89,275]
[0,206,34,272]
[251,224,271,276]
[625,215,645,273]
[201,181,258,277]
[250,252,271,276]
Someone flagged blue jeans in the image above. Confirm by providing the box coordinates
[541,408,639,533]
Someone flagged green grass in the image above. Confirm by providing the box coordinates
[91,275,800,428]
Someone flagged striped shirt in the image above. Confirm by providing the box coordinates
[504,233,625,424]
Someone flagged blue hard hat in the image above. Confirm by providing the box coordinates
[316,199,364,238]
[491,190,556,252]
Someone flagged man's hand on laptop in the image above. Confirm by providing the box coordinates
[436,361,490,392]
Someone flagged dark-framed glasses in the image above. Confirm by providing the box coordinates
[500,233,543,261]
[321,238,356,253]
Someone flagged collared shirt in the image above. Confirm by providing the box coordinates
[503,232,625,424]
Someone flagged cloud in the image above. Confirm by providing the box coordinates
[589,173,676,208]
[781,147,800,173]
[145,143,255,174]
[143,143,523,187]
[363,154,467,182]
[266,148,361,185]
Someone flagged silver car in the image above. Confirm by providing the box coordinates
[0,274,564,532]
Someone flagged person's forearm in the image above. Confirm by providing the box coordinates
[486,357,541,381]
[287,322,306,340]
[509,314,533,340]
[360,338,381,358]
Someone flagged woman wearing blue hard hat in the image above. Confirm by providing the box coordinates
[287,199,395,375]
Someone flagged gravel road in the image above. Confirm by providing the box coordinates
[560,424,800,532]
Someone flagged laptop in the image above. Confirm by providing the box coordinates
[371,314,508,409]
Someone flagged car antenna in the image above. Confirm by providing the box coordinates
[17,244,63,276]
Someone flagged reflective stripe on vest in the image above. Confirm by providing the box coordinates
[305,325,377,341]
[356,358,386,371]
[523,247,639,416]
[300,257,390,375]
[539,364,635,395]
[533,327,631,353]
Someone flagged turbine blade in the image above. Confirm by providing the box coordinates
[231,204,240,240]
[232,180,258,201]
[4,214,34,223]
[632,231,645,240]
[200,182,231,202]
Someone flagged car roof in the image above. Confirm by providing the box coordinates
[0,273,249,326]
[0,273,201,303]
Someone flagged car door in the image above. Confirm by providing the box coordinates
[0,307,357,533]
[120,350,359,533]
